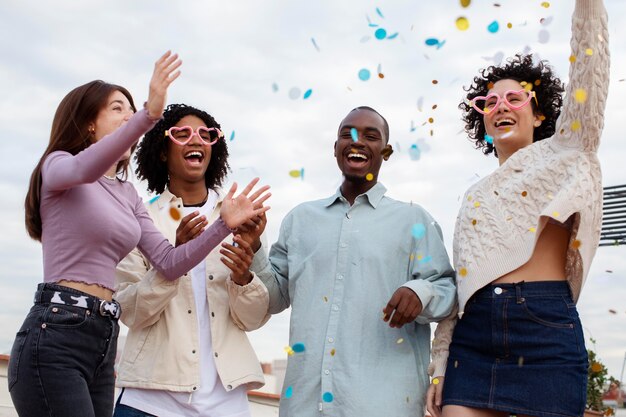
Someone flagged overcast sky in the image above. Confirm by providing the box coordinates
[1,0,625,381]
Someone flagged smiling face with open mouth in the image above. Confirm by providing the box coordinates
[334,109,391,184]
[166,115,213,185]
[484,79,542,159]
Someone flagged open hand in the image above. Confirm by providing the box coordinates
[426,376,444,417]
[146,51,182,119]
[220,178,271,230]
[174,211,208,246]
[220,235,254,286]
[382,287,423,328]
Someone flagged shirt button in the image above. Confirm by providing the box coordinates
[494,287,503,295]
[188,310,192,314]
[324,370,330,375]
[192,350,196,354]
[215,352,219,357]
[193,386,197,391]
[337,274,343,280]
[209,275,214,280]
[340,242,347,248]
[227,385,232,390]
[328,337,334,343]
[211,312,215,317]
[332,305,339,311]
[52,307,58,313]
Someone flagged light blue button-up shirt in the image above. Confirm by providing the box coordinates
[252,183,456,417]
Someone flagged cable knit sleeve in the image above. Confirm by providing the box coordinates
[428,307,458,378]
[553,0,609,153]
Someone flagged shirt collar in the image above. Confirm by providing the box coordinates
[323,182,387,209]
[152,187,225,209]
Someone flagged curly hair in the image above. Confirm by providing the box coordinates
[134,103,230,194]
[459,54,564,156]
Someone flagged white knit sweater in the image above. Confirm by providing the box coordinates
[430,0,609,378]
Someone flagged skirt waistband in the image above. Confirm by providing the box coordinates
[34,283,121,319]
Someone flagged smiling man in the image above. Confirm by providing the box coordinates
[248,106,456,417]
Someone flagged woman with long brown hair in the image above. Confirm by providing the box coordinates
[8,51,270,417]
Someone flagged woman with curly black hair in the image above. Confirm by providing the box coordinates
[427,1,610,416]
[113,104,270,417]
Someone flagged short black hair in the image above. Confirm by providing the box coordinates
[459,54,564,156]
[135,103,230,194]
[348,106,390,143]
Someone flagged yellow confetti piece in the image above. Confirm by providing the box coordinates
[454,360,459,368]
[455,16,470,31]
[366,173,374,181]
[574,89,587,103]
[460,0,471,7]
[571,120,581,131]
[571,239,582,249]
[529,227,537,233]
[523,83,533,92]
[433,378,440,385]
[474,201,481,208]
[467,195,473,201]
[552,211,560,217]
[471,219,477,226]
[521,191,528,197]
[417,254,424,261]
[507,22,512,29]
[169,206,182,221]
[330,348,336,356]
[585,48,593,56]
[459,267,468,277]
[284,346,295,356]
[323,296,328,302]
[534,79,541,86]
[539,114,546,121]
[569,54,577,63]
[428,117,434,123]
[396,338,404,344]
[541,1,550,8]
[591,362,603,373]
[409,253,415,261]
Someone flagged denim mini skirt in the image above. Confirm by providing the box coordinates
[442,281,588,417]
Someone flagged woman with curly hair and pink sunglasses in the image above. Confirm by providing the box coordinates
[426,1,610,416]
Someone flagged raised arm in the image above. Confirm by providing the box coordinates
[553,0,609,152]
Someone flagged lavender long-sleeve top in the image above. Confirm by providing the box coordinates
[39,109,231,290]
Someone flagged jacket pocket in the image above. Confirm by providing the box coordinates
[8,329,30,391]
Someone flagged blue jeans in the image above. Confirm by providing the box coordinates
[113,390,157,417]
[8,283,120,417]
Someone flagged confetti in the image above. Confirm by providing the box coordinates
[571,239,582,249]
[460,0,471,7]
[540,16,554,26]
[609,309,617,314]
[377,63,384,79]
[585,48,593,56]
[606,270,613,273]
[541,1,550,8]
[472,219,477,226]
[350,127,358,142]
[330,348,336,356]
[521,191,528,197]
[169,206,181,221]
[433,378,440,385]
[571,120,581,131]
[412,223,426,239]
[311,38,320,52]
[474,201,481,208]
[487,21,499,33]
[285,386,293,398]
[454,360,459,368]
[455,16,470,31]
[229,131,235,141]
[358,68,371,81]
[323,296,328,302]
[397,338,404,344]
[292,342,306,353]
[518,356,525,367]
[375,7,384,18]
[428,117,434,124]
[288,87,301,100]
[552,211,560,217]
[271,83,279,92]
[322,392,334,403]
[425,38,446,49]
[507,23,512,29]
[375,28,387,40]
[574,89,587,103]
[459,267,468,277]
[289,168,304,180]
[485,134,494,144]
[569,55,577,63]
[366,173,374,181]
[284,346,294,356]
[303,89,313,100]
[432,79,438,85]
[386,32,399,40]
[529,227,537,233]
[148,195,160,204]
[408,144,421,161]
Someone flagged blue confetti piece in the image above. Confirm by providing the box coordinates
[311,38,320,52]
[230,131,235,141]
[322,392,334,403]
[484,134,493,144]
[292,342,306,353]
[412,223,426,239]
[285,386,293,399]
[303,89,313,99]
[386,32,399,40]
[425,38,439,46]
[350,128,358,142]
[271,83,279,92]
[368,23,379,28]
[436,40,446,49]
[487,21,499,33]
[358,68,371,81]
[421,255,433,263]
[408,144,421,161]
[375,7,384,18]
[374,28,387,40]
[148,195,160,204]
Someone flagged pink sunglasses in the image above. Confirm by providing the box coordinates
[165,126,223,146]
[470,89,537,116]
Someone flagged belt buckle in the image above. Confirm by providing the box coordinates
[99,300,120,319]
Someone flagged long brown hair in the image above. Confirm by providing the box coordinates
[25,80,136,241]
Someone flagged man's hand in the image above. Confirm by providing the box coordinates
[220,235,254,286]
[175,211,207,246]
[382,287,423,328]
[236,212,266,252]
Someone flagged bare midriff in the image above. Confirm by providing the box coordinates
[494,222,570,284]
[56,280,114,301]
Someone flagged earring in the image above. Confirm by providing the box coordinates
[88,126,95,135]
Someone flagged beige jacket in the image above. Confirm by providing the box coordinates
[114,188,270,393]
